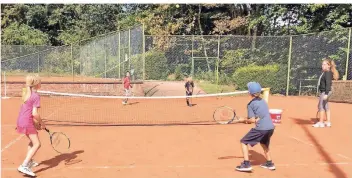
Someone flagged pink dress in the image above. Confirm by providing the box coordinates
[16,91,41,135]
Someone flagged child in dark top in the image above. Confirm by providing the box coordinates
[235,82,276,172]
[313,57,339,128]
[184,76,194,107]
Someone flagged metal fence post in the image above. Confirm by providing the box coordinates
[104,39,107,78]
[344,28,351,80]
[128,28,131,71]
[142,24,146,80]
[37,52,40,73]
[286,36,293,96]
[216,35,220,87]
[71,44,74,81]
[191,35,194,77]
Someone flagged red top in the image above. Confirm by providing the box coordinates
[123,77,131,89]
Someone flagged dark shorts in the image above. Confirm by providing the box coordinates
[186,92,193,96]
[240,128,274,148]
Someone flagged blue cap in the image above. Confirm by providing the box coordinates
[247,82,262,94]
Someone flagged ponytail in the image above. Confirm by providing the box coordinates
[329,60,339,80]
[22,86,32,103]
[22,74,41,103]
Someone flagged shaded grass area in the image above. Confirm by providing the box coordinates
[196,80,237,94]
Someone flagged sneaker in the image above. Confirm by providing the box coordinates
[28,160,39,168]
[122,101,127,105]
[325,122,331,127]
[312,122,325,128]
[235,161,252,172]
[17,165,35,177]
[260,162,276,170]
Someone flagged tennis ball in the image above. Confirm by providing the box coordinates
[176,4,179,8]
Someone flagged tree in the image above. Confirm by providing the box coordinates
[2,22,49,45]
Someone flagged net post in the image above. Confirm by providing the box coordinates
[344,28,351,80]
[286,36,293,96]
[262,88,270,104]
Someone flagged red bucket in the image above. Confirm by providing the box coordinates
[269,109,283,124]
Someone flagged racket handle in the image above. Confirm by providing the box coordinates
[45,128,50,133]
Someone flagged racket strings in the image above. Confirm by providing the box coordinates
[51,133,70,153]
[220,109,233,120]
[214,107,235,124]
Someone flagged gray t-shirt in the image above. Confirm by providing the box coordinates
[247,98,275,130]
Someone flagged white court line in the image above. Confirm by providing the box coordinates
[337,154,352,160]
[1,135,25,152]
[290,136,352,161]
[289,136,314,147]
[1,162,351,171]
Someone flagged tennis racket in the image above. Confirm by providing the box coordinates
[213,106,239,124]
[45,128,70,154]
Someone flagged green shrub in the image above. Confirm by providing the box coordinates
[130,54,143,79]
[232,64,287,94]
[167,74,176,81]
[174,65,183,80]
[218,73,233,85]
[144,50,169,80]
[129,50,169,80]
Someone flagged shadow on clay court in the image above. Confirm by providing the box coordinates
[35,150,84,174]
[126,102,140,105]
[289,117,315,125]
[291,117,329,126]
[291,118,348,178]
[218,150,267,166]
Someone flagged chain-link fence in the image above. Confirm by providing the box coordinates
[1,25,144,81]
[1,26,352,96]
[1,45,71,77]
[74,25,144,80]
[290,29,350,95]
[145,29,351,95]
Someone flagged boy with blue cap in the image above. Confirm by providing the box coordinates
[235,82,276,172]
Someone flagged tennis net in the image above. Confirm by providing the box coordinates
[38,90,267,126]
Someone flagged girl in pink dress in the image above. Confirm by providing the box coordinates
[16,74,45,177]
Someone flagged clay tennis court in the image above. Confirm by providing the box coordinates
[2,78,352,178]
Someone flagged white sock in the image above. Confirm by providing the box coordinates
[22,161,29,167]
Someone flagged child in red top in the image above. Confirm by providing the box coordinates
[16,74,45,177]
[122,71,132,105]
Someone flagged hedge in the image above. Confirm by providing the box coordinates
[232,64,287,94]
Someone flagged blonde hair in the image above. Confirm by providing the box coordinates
[323,58,339,80]
[22,74,41,103]
[187,76,193,82]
